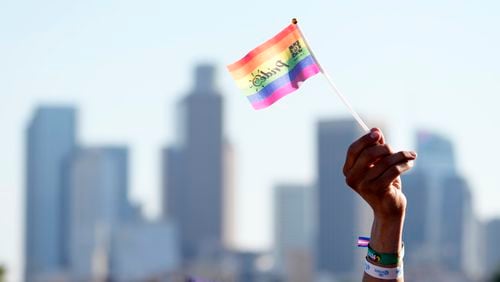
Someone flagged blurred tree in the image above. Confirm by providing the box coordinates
[0,264,5,282]
[492,266,500,282]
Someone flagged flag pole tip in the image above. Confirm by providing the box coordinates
[291,18,298,24]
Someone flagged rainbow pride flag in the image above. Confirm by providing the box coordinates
[227,20,321,110]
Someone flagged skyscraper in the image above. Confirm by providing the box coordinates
[410,130,482,277]
[111,221,180,281]
[415,131,457,255]
[440,175,483,277]
[439,175,471,272]
[402,171,430,263]
[416,131,456,176]
[25,106,76,281]
[316,119,371,278]
[67,147,131,280]
[163,64,226,260]
[273,184,314,282]
[485,219,500,276]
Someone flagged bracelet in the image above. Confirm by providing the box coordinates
[364,257,404,280]
[367,244,404,266]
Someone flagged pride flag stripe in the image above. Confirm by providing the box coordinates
[234,42,311,95]
[250,64,320,110]
[227,24,297,72]
[227,22,321,110]
[229,29,302,80]
[231,34,306,80]
[247,55,317,103]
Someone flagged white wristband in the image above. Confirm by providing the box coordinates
[364,258,403,280]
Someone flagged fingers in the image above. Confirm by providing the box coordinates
[365,151,417,181]
[343,128,384,175]
[372,159,415,189]
[345,144,393,187]
[378,131,386,145]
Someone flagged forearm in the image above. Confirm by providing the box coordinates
[342,128,414,282]
[363,214,405,282]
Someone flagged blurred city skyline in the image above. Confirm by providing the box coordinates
[21,86,498,281]
[2,0,500,281]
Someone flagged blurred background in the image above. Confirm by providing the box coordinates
[1,0,500,281]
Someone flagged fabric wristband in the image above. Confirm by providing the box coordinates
[364,257,404,280]
[367,244,404,266]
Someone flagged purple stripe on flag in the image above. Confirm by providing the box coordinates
[250,64,320,110]
[246,55,317,103]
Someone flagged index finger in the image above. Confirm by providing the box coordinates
[343,128,383,175]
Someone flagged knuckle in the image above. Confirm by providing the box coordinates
[345,175,357,188]
[389,165,401,176]
[357,181,371,193]
[347,143,357,154]
[396,151,407,160]
[384,144,393,153]
[365,147,378,159]
[382,144,392,154]
[378,156,392,168]
[404,151,415,159]
[366,145,390,161]
[391,165,403,175]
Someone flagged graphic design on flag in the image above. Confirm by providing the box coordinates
[227,21,321,109]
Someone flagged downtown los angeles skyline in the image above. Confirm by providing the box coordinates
[1,0,500,280]
[21,76,494,281]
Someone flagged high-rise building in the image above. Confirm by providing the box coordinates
[111,221,180,281]
[273,184,314,282]
[25,106,76,281]
[485,219,500,276]
[316,119,371,278]
[223,142,237,249]
[402,171,430,263]
[415,130,457,254]
[405,130,483,279]
[67,147,131,280]
[416,131,456,176]
[163,64,226,260]
[439,175,471,272]
[439,174,484,277]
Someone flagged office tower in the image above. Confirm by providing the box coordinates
[111,221,180,281]
[439,175,471,272]
[274,184,314,282]
[463,216,483,278]
[485,219,500,276]
[68,147,131,280]
[415,131,457,254]
[223,142,237,249]
[316,119,371,278]
[416,131,456,175]
[439,174,483,278]
[402,171,431,263]
[163,64,226,260]
[25,106,76,281]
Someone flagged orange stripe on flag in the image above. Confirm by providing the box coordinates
[227,24,298,73]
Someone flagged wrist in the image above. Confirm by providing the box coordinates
[373,211,405,225]
[369,214,405,255]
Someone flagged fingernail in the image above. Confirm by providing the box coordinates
[410,151,417,158]
[370,130,380,140]
[408,160,415,167]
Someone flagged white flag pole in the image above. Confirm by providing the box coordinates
[293,18,370,133]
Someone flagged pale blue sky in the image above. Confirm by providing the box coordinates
[1,0,500,280]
